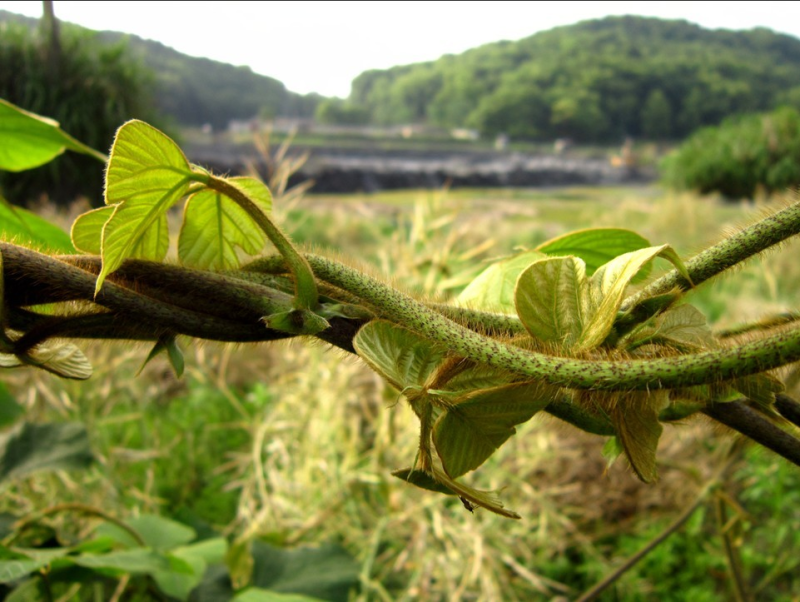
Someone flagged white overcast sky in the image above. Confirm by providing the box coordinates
[2,1,800,97]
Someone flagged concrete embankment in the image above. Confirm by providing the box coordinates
[185,142,654,193]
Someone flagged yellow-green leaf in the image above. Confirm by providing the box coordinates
[179,176,272,270]
[0,195,75,253]
[97,120,195,292]
[456,249,546,314]
[579,245,688,351]
[353,321,444,390]
[515,256,588,348]
[0,99,106,171]
[432,381,556,478]
[71,206,116,254]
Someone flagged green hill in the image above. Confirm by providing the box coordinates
[347,16,800,142]
[0,9,321,129]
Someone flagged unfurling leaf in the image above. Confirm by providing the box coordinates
[612,391,669,483]
[733,373,784,407]
[353,321,444,390]
[457,249,545,314]
[579,245,689,351]
[71,206,115,254]
[601,436,624,469]
[432,381,556,478]
[0,98,106,171]
[179,176,272,270]
[515,256,587,348]
[96,120,196,292]
[426,465,520,519]
[536,228,651,279]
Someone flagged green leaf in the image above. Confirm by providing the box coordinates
[97,201,172,293]
[0,422,93,481]
[179,176,272,270]
[0,547,70,583]
[0,196,75,253]
[391,468,457,495]
[153,539,226,602]
[536,228,652,280]
[0,383,23,429]
[70,206,115,254]
[96,120,196,292]
[515,256,587,348]
[353,321,444,390]
[456,249,546,313]
[0,99,106,171]
[97,514,195,551]
[233,588,325,602]
[251,541,359,602]
[432,381,556,478]
[138,336,185,378]
[72,548,174,575]
[613,391,669,483]
[579,245,688,351]
[627,304,716,351]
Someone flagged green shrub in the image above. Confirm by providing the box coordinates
[662,106,800,199]
[0,21,157,205]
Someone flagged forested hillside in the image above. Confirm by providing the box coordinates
[0,9,321,129]
[347,16,800,141]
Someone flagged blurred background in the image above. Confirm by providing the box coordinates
[1,2,800,600]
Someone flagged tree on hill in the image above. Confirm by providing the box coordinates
[346,16,800,142]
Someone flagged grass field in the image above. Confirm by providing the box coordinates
[3,184,800,600]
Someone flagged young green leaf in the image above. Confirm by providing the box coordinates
[515,256,587,348]
[612,391,669,483]
[536,228,651,278]
[72,548,175,574]
[457,249,546,313]
[0,195,75,253]
[179,176,272,270]
[579,245,689,351]
[96,120,196,292]
[71,205,116,254]
[0,99,106,171]
[625,304,716,352]
[432,381,556,478]
[353,321,444,390]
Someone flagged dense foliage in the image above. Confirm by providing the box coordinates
[662,107,800,199]
[0,18,155,204]
[348,16,800,141]
[0,10,321,130]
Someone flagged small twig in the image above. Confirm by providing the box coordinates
[715,493,751,602]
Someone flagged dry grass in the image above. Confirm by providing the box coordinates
[3,185,799,600]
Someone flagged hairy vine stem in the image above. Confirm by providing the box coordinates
[622,200,800,312]
[245,253,800,391]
